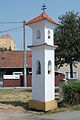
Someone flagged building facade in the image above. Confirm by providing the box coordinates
[0,34,16,50]
[57,63,80,80]
[0,51,32,81]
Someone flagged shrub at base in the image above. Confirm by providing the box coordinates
[62,81,80,105]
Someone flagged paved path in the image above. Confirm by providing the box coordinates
[0,109,80,120]
[41,111,80,120]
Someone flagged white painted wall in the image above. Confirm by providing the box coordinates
[29,20,56,46]
[45,46,55,101]
[31,46,45,101]
[31,46,55,102]
[29,21,45,45]
[28,18,56,102]
[44,20,56,46]
[3,75,20,79]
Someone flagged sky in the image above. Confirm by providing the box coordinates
[0,0,80,50]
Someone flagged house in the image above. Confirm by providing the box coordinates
[57,63,80,80]
[0,50,32,82]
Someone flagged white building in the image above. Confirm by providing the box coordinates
[26,11,59,111]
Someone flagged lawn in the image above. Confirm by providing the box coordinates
[0,88,80,113]
[0,89,32,111]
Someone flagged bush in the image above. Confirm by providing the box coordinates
[62,81,80,105]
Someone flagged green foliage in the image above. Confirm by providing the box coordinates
[62,81,80,105]
[54,11,80,77]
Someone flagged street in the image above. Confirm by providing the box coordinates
[0,109,80,120]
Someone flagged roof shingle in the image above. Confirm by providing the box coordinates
[26,13,59,26]
[0,51,32,68]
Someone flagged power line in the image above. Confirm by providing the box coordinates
[0,21,23,24]
[0,26,23,33]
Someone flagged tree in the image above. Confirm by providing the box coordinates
[54,11,80,78]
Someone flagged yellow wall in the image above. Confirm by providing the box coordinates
[0,35,16,50]
[29,100,58,111]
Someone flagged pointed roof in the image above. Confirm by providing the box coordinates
[26,13,59,26]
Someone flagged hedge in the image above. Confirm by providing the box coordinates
[62,81,80,105]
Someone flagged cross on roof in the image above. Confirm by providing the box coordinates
[41,3,47,13]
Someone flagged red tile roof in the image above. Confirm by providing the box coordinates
[26,13,59,26]
[0,51,32,68]
[0,34,11,39]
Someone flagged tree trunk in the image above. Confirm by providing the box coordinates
[70,63,73,78]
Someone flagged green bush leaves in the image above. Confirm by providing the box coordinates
[62,81,80,105]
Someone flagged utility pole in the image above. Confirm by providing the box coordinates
[23,20,27,87]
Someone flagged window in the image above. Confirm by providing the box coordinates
[48,60,52,74]
[36,60,41,74]
[65,72,78,79]
[37,30,41,39]
[4,41,6,45]
[73,72,77,78]
[48,30,51,39]
[65,72,69,79]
